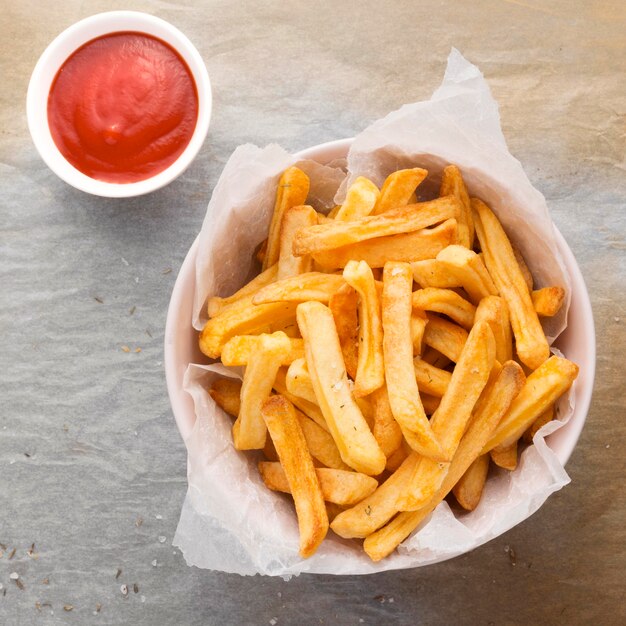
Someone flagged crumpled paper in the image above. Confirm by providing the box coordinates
[174,49,574,576]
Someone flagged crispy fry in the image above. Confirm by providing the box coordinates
[440,165,473,248]
[209,378,242,417]
[200,295,297,359]
[293,196,460,255]
[222,334,304,366]
[207,264,278,318]
[264,167,310,270]
[297,301,386,475]
[261,395,328,557]
[259,462,378,506]
[286,357,317,404]
[490,443,518,470]
[295,411,350,470]
[233,332,292,450]
[273,368,328,432]
[452,454,490,511]
[328,284,359,379]
[420,346,451,369]
[311,219,457,270]
[532,287,566,318]
[382,262,445,460]
[343,260,385,397]
[277,205,317,279]
[420,392,441,415]
[472,198,550,370]
[385,443,409,471]
[413,357,452,397]
[399,320,496,510]
[412,288,476,330]
[422,314,468,363]
[252,272,345,305]
[475,296,513,363]
[410,309,428,356]
[330,453,420,538]
[363,361,525,560]
[270,316,300,338]
[372,168,428,214]
[334,176,380,221]
[483,355,578,452]
[369,386,404,458]
[523,405,555,442]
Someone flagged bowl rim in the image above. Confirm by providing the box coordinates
[26,10,212,198]
[164,137,596,467]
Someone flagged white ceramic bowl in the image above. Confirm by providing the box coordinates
[27,11,212,197]
[165,138,595,544]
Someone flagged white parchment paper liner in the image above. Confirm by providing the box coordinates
[174,49,575,576]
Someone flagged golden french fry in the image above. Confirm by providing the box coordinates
[343,260,385,397]
[363,360,525,561]
[292,196,460,255]
[385,443,409,471]
[273,368,328,432]
[316,212,333,224]
[452,454,490,511]
[328,284,359,380]
[369,386,404,458]
[296,410,350,470]
[286,357,317,404]
[270,316,300,338]
[200,295,298,359]
[334,176,380,221]
[264,167,310,270]
[297,301,386,475]
[259,462,378,506]
[327,205,342,219]
[483,355,579,452]
[252,272,345,305]
[325,502,344,522]
[410,309,428,356]
[532,287,566,318]
[263,437,279,461]
[277,205,317,279]
[490,442,518,470]
[523,405,555,442]
[440,165,473,248]
[420,346,451,369]
[412,287,476,330]
[310,219,457,270]
[422,314,468,362]
[330,453,420,538]
[411,259,458,289]
[399,320,496,510]
[260,395,328,557]
[222,334,304,367]
[413,357,452,397]
[512,242,534,292]
[207,264,278,318]
[372,168,428,214]
[382,262,446,460]
[472,197,550,370]
[233,332,292,450]
[475,296,513,363]
[209,377,242,417]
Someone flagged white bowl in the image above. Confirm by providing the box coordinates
[164,137,595,528]
[27,11,212,197]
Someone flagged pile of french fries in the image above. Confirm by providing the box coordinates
[200,164,579,561]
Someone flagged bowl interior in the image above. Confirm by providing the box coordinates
[164,138,595,465]
[27,11,211,197]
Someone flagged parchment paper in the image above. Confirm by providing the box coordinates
[174,49,575,576]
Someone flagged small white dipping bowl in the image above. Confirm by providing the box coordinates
[164,138,595,554]
[27,11,212,197]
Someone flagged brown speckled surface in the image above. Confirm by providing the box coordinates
[1,1,624,624]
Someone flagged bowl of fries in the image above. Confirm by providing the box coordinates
[165,137,594,566]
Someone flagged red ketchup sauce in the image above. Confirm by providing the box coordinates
[47,32,198,184]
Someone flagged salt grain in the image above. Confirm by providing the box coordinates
[9,572,18,580]
[158,536,166,543]
[141,595,146,603]
[155,514,163,520]
[270,619,277,625]
[121,257,129,266]
[151,559,158,567]
[120,584,128,596]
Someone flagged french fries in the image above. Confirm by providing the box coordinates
[297,301,386,475]
[261,395,328,557]
[343,260,385,397]
[472,197,550,369]
[233,332,292,450]
[199,163,577,561]
[264,166,310,270]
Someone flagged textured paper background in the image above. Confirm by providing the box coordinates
[1,1,624,623]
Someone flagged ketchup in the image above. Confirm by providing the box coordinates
[47,32,198,184]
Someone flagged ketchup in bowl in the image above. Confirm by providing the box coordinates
[47,32,198,184]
